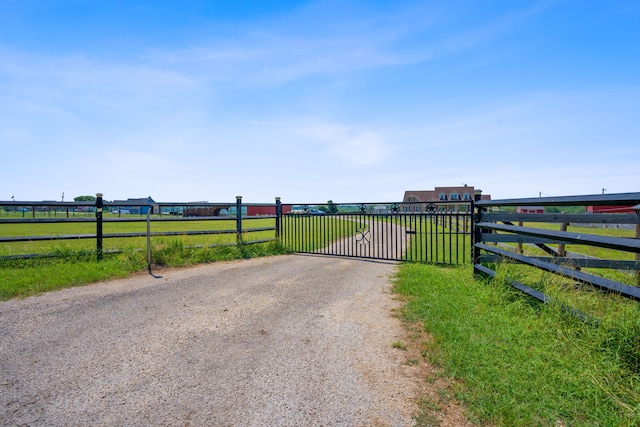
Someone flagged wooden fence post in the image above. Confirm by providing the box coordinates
[558,223,568,257]
[518,221,524,254]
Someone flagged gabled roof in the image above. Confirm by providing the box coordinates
[403,190,436,202]
[403,186,489,203]
[126,197,155,203]
[112,197,155,205]
[434,186,475,194]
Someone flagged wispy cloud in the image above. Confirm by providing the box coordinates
[0,0,553,99]
[139,3,446,84]
[133,1,556,91]
[329,131,392,167]
[0,47,194,94]
[147,34,403,85]
[2,0,637,202]
[427,0,558,56]
[294,123,393,167]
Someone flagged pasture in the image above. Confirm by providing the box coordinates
[395,263,640,426]
[2,208,640,425]
[0,214,276,256]
[0,214,362,300]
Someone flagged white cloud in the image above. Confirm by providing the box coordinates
[1,0,638,204]
[291,123,393,168]
[328,131,392,167]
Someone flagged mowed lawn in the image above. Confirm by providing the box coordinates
[2,213,640,426]
[0,215,361,300]
[0,215,276,256]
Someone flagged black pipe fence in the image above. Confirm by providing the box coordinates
[4,191,640,294]
[473,192,640,303]
[0,195,279,263]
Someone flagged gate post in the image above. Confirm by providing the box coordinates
[96,193,103,261]
[636,223,640,287]
[236,196,243,245]
[147,206,152,274]
[275,197,282,239]
[472,196,482,275]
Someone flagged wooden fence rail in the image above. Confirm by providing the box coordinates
[473,192,640,303]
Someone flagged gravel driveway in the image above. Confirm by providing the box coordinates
[1,254,429,426]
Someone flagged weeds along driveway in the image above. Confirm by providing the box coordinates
[0,254,426,426]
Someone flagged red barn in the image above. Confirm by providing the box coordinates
[587,205,635,214]
[516,206,544,214]
[246,205,292,216]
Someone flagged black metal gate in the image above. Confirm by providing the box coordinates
[280,202,472,265]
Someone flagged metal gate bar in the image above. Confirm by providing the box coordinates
[281,203,472,265]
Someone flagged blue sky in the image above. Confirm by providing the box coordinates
[1,0,639,203]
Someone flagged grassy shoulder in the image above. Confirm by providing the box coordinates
[394,263,640,426]
[0,240,289,300]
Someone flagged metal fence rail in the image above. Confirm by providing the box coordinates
[1,196,473,266]
[473,192,640,303]
[0,195,278,262]
[280,201,472,264]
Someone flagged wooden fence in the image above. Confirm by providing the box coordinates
[473,192,640,303]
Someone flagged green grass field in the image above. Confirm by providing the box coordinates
[0,214,364,300]
[0,215,275,256]
[0,215,284,300]
[489,222,639,290]
[396,263,640,426]
[2,213,640,425]
[0,240,288,300]
[477,220,640,326]
[402,215,471,264]
[279,214,365,252]
[510,222,637,260]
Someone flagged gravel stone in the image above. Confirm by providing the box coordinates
[0,254,437,426]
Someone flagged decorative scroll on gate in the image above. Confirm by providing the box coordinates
[279,201,472,265]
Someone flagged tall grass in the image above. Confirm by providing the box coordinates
[496,222,639,286]
[395,263,640,426]
[0,217,276,256]
[0,248,143,300]
[0,214,357,300]
[280,215,364,252]
[403,215,471,264]
[0,240,288,300]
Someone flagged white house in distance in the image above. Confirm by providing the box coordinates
[401,185,490,212]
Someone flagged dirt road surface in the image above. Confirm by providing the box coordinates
[317,219,408,261]
[0,254,468,426]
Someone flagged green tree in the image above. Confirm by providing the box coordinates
[327,200,339,214]
[74,195,96,202]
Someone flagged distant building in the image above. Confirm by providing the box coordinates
[112,197,156,215]
[586,205,636,214]
[401,186,490,212]
[247,205,292,216]
[516,206,544,214]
